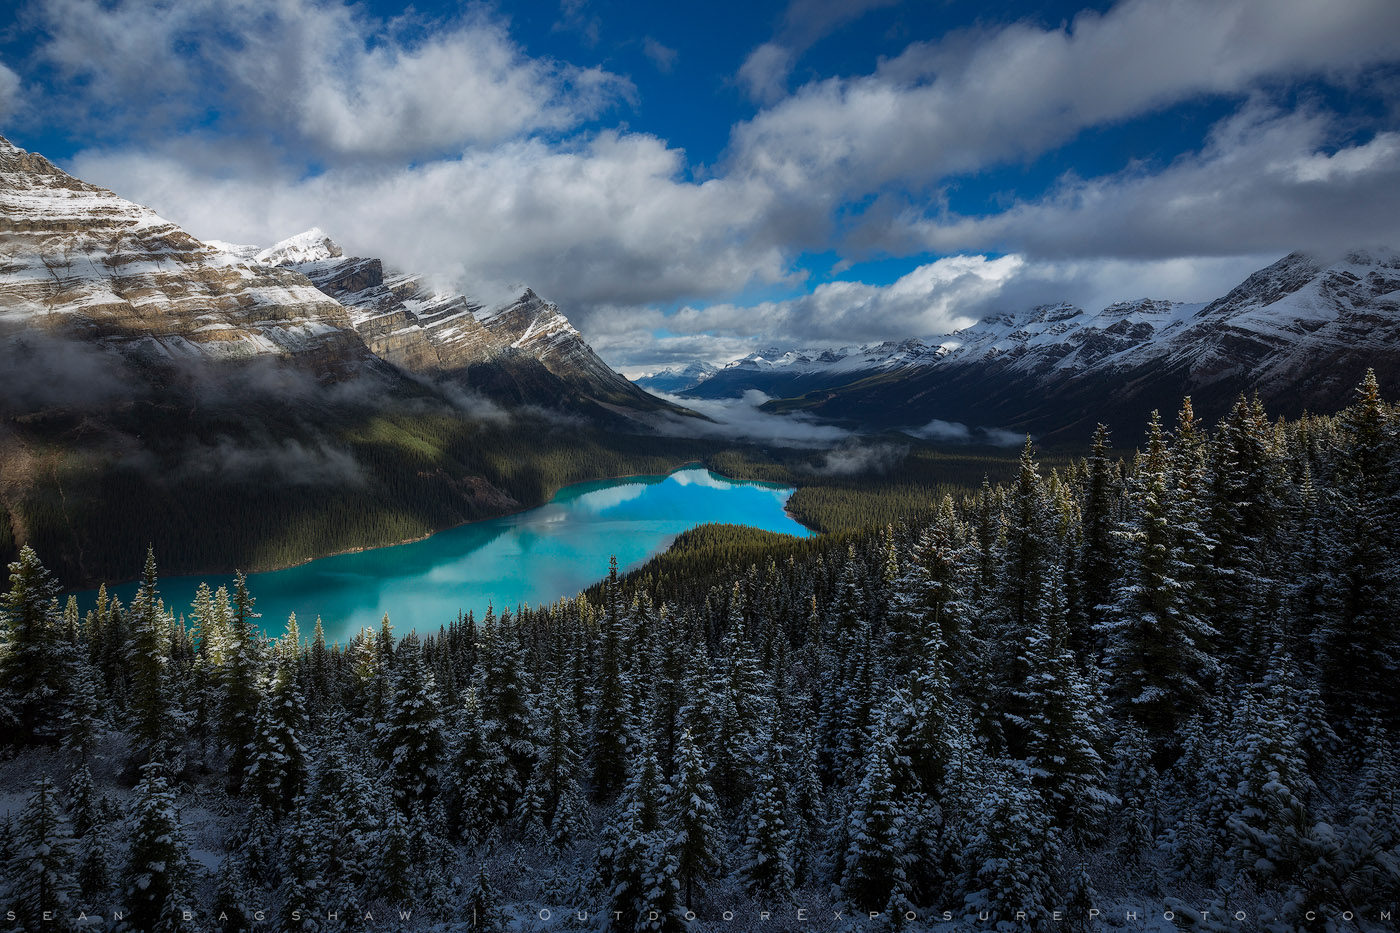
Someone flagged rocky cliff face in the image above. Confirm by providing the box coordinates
[0,136,364,368]
[258,232,667,412]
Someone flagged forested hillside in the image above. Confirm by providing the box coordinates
[0,374,1396,931]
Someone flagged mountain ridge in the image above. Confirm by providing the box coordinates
[676,249,1400,440]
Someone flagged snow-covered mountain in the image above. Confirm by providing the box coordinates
[258,232,664,411]
[684,250,1400,440]
[0,134,665,418]
[634,360,720,393]
[0,135,363,366]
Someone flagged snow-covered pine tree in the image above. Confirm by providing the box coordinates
[465,864,505,932]
[740,739,795,902]
[126,548,180,763]
[222,573,265,792]
[1319,370,1400,726]
[841,720,910,915]
[5,776,77,932]
[480,611,536,814]
[1009,569,1114,842]
[598,742,683,931]
[124,763,194,933]
[592,558,635,801]
[374,632,446,813]
[527,670,584,836]
[666,728,720,908]
[62,654,104,763]
[1225,643,1314,888]
[444,688,506,841]
[960,758,1057,928]
[1072,424,1118,651]
[1099,412,1218,740]
[243,651,308,817]
[0,546,72,747]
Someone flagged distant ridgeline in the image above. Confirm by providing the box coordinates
[0,374,1397,929]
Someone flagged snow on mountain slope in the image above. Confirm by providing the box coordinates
[635,361,719,393]
[685,250,1400,437]
[0,135,362,363]
[266,234,663,410]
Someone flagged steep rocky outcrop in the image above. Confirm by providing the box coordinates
[0,136,364,368]
[261,233,671,413]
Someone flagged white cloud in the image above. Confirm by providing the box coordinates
[34,0,630,160]
[737,0,900,104]
[642,38,678,74]
[70,131,791,317]
[20,0,1400,380]
[651,390,850,447]
[730,0,1400,196]
[0,62,19,123]
[898,105,1400,260]
[907,419,1024,448]
[738,43,794,106]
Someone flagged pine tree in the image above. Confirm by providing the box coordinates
[1073,423,1118,648]
[222,573,265,791]
[479,613,536,813]
[445,689,506,840]
[374,633,446,813]
[599,743,682,931]
[6,776,77,932]
[62,654,104,763]
[841,724,910,914]
[1099,413,1218,739]
[592,559,635,801]
[1009,572,1115,841]
[127,548,178,762]
[0,546,73,746]
[667,729,721,908]
[1225,646,1314,887]
[243,653,308,817]
[1320,370,1400,725]
[124,763,194,933]
[960,758,1056,926]
[740,741,795,902]
[466,864,505,932]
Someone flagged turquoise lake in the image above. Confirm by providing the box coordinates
[80,467,810,644]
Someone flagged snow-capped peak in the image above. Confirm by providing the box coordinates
[254,228,344,266]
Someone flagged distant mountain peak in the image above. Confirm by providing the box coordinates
[255,228,344,266]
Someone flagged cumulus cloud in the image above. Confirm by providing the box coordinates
[592,250,1274,371]
[33,0,630,160]
[731,0,1400,197]
[69,131,791,316]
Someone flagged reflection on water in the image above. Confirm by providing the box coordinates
[75,468,810,644]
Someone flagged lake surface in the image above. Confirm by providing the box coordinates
[78,467,810,644]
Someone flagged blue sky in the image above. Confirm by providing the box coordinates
[2,0,1399,372]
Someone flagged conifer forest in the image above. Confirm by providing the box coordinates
[1,375,1397,933]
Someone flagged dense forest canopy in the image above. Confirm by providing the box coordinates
[0,373,1396,932]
